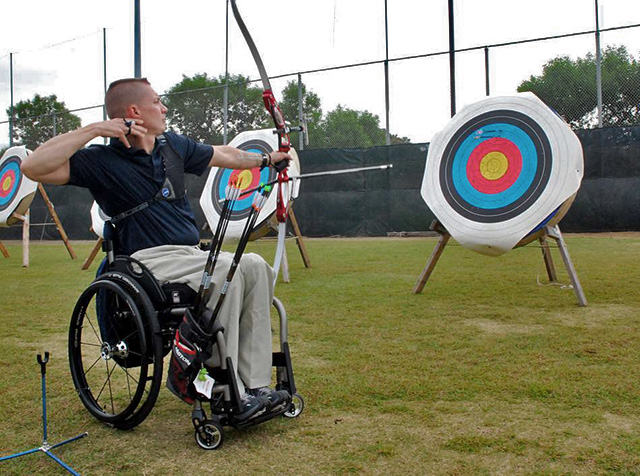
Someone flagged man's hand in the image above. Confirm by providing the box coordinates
[95,118,148,148]
[269,151,291,172]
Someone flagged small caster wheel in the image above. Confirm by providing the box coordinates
[195,419,224,450]
[284,393,304,418]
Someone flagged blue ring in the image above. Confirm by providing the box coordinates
[216,148,272,213]
[439,110,553,224]
[0,160,22,209]
[451,123,536,209]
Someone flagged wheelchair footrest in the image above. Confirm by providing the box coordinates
[229,401,291,429]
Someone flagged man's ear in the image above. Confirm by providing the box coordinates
[125,104,141,118]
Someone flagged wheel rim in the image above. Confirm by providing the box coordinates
[69,279,149,424]
[196,422,224,450]
[284,393,304,418]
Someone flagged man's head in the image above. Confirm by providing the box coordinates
[105,78,167,135]
[105,78,151,119]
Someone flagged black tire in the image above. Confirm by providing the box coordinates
[283,392,304,418]
[69,277,163,429]
[195,420,225,450]
[100,272,165,430]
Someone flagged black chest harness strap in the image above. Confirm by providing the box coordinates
[109,134,186,224]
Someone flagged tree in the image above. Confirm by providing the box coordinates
[8,94,81,150]
[311,105,409,149]
[315,105,385,148]
[518,45,640,128]
[164,73,412,149]
[163,73,268,144]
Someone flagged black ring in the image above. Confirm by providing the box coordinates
[123,119,133,135]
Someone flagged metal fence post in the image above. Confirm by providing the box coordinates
[223,0,230,145]
[103,28,108,144]
[595,0,603,128]
[9,52,14,147]
[298,73,304,151]
[384,0,391,145]
[448,0,457,117]
[484,46,490,96]
[134,0,141,78]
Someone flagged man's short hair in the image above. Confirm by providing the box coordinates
[105,78,151,119]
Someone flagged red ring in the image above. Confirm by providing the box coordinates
[229,167,262,192]
[0,169,16,199]
[466,138,522,194]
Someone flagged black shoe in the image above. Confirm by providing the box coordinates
[234,394,269,422]
[248,387,292,413]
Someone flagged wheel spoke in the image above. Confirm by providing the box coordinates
[84,310,102,342]
[69,277,164,429]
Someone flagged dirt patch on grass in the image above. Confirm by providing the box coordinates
[552,304,636,327]
[465,318,545,335]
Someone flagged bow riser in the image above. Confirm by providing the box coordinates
[262,90,291,152]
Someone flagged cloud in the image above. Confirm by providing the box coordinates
[0,61,57,94]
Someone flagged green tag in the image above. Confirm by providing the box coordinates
[197,367,208,381]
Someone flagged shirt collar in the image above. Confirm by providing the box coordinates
[109,137,161,156]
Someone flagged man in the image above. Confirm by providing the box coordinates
[22,77,292,421]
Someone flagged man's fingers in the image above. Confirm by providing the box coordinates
[131,124,148,135]
[120,133,132,148]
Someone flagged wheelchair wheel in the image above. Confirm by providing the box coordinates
[69,277,163,429]
[194,420,225,450]
[283,393,304,418]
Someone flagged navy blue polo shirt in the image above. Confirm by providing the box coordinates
[68,131,212,255]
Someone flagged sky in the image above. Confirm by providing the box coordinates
[1,0,640,148]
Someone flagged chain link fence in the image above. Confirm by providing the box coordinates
[2,11,640,152]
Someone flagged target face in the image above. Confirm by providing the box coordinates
[441,110,552,223]
[0,157,22,211]
[422,93,583,256]
[210,138,277,221]
[200,129,301,241]
[0,146,37,227]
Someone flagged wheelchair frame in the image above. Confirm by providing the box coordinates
[68,248,303,449]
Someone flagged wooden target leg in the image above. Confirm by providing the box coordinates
[0,240,9,258]
[288,209,311,268]
[413,224,450,295]
[22,211,29,268]
[539,235,558,282]
[82,237,104,270]
[544,225,587,307]
[38,184,77,260]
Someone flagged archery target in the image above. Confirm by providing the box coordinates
[421,93,583,256]
[90,201,110,239]
[0,146,37,227]
[200,129,301,241]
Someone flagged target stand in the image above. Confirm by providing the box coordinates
[81,203,312,276]
[415,93,586,307]
[1,147,76,266]
[200,129,310,284]
[413,219,587,306]
[258,207,311,283]
[5,184,77,267]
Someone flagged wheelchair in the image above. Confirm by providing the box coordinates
[68,238,304,449]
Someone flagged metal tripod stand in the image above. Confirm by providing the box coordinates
[0,352,88,475]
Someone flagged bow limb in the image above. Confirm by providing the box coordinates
[229,0,271,91]
[231,0,294,283]
[272,221,287,286]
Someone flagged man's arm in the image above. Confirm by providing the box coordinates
[209,145,291,170]
[21,118,146,185]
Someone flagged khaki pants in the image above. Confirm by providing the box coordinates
[132,245,275,394]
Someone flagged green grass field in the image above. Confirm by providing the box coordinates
[1,235,639,475]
